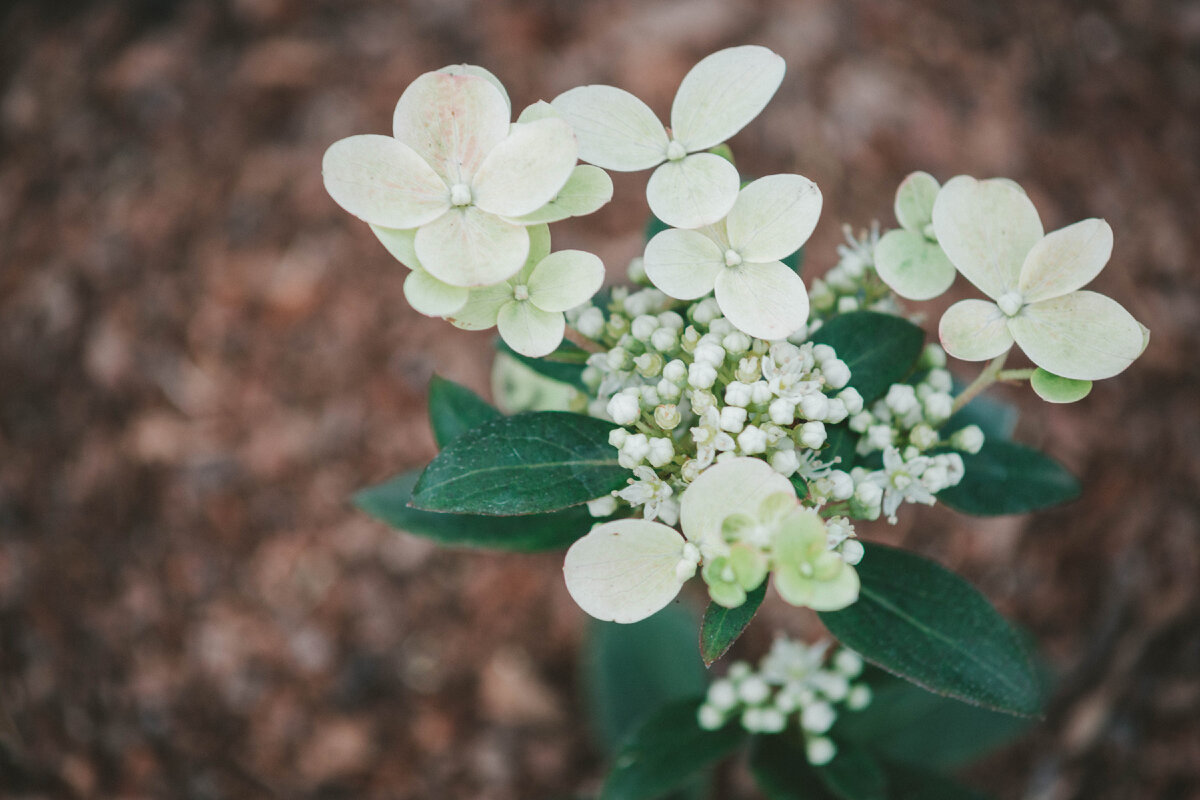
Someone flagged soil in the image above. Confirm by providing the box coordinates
[1,1,1198,798]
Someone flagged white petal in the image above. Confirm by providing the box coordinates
[497,301,565,357]
[322,135,449,228]
[669,45,785,152]
[392,71,510,184]
[552,85,669,171]
[403,268,468,317]
[437,64,511,116]
[937,299,1014,362]
[680,457,795,547]
[516,100,560,123]
[1008,291,1144,380]
[646,153,740,230]
[446,283,511,330]
[563,520,689,624]
[894,171,940,233]
[508,165,614,225]
[527,250,606,313]
[714,261,810,341]
[931,175,1044,300]
[370,225,420,268]
[472,118,578,217]
[415,207,529,287]
[1018,218,1113,303]
[725,174,822,262]
[873,229,956,300]
[643,228,724,300]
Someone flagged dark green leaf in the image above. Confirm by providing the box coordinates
[354,470,591,551]
[601,698,744,800]
[832,670,1029,769]
[823,423,860,471]
[428,375,501,448]
[941,391,1018,441]
[699,584,767,667]
[497,339,588,391]
[808,312,926,403]
[818,543,1041,716]
[644,214,671,242]
[410,412,627,515]
[938,439,1080,516]
[584,606,707,753]
[749,735,839,800]
[814,746,887,800]
[783,245,805,276]
[882,763,990,800]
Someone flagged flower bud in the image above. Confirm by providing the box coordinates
[806,737,837,766]
[769,398,796,425]
[608,428,629,448]
[627,256,647,285]
[720,406,747,433]
[798,421,826,449]
[688,361,718,389]
[927,368,953,393]
[707,679,738,711]
[723,331,751,355]
[735,356,761,384]
[837,296,860,313]
[662,358,688,385]
[607,391,642,426]
[812,344,836,363]
[824,398,848,425]
[833,649,863,677]
[586,495,618,517]
[885,384,919,416]
[909,422,939,451]
[838,387,864,415]
[737,425,768,454]
[697,704,726,730]
[840,538,864,565]
[799,392,829,421]
[649,326,678,353]
[634,352,664,378]
[738,675,770,705]
[750,381,773,405]
[575,307,605,339]
[848,411,873,433]
[821,359,851,389]
[725,381,753,407]
[605,346,631,372]
[846,684,872,710]
[657,311,684,329]
[923,391,953,423]
[950,424,984,454]
[657,379,681,402]
[770,447,800,476]
[694,341,725,367]
[630,314,659,342]
[654,404,681,430]
[618,433,650,468]
[691,298,722,325]
[866,424,894,451]
[647,437,675,468]
[827,470,854,501]
[801,702,836,734]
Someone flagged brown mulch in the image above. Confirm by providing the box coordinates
[1,1,1198,798]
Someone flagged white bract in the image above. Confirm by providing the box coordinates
[323,67,580,288]
[873,171,956,300]
[446,224,604,357]
[552,45,785,229]
[933,176,1146,381]
[643,175,821,339]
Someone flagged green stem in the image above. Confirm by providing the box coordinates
[951,352,1009,414]
[997,368,1035,382]
[563,325,602,353]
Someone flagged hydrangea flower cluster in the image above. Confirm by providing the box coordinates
[697,638,872,765]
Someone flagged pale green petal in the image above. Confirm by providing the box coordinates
[437,64,511,117]
[527,222,552,267]
[785,564,860,612]
[527,250,605,313]
[669,45,785,152]
[551,85,669,171]
[508,165,614,224]
[714,261,809,341]
[392,71,510,184]
[472,118,578,217]
[873,229,956,300]
[680,457,796,547]
[1008,290,1144,380]
[894,171,940,233]
[931,175,1044,300]
[497,300,565,357]
[1018,218,1113,303]
[415,207,529,287]
[938,299,1014,362]
[646,153,740,230]
[516,100,559,123]
[563,519,689,624]
[1030,368,1092,403]
[725,174,822,263]
[322,135,449,228]
[446,283,511,330]
[403,268,468,317]
[643,228,724,300]
[370,225,419,268]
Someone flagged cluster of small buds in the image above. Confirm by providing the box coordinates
[570,288,868,524]
[807,224,900,321]
[854,446,966,524]
[697,638,872,764]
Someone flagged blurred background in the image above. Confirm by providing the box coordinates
[1,0,1198,797]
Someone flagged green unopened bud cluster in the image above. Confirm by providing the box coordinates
[697,638,872,764]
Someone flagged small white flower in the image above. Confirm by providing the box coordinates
[552,46,785,229]
[874,171,957,300]
[869,447,937,523]
[644,174,821,340]
[934,176,1146,380]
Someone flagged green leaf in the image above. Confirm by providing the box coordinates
[749,735,839,800]
[814,746,887,800]
[354,470,591,551]
[937,439,1080,516]
[832,671,1029,770]
[700,585,763,666]
[601,698,745,800]
[410,412,627,515]
[496,339,588,391]
[699,583,767,667]
[818,543,1041,717]
[823,423,860,471]
[882,763,991,800]
[783,245,805,276]
[428,374,501,448]
[644,213,671,242]
[1030,368,1092,404]
[808,312,926,403]
[584,606,708,753]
